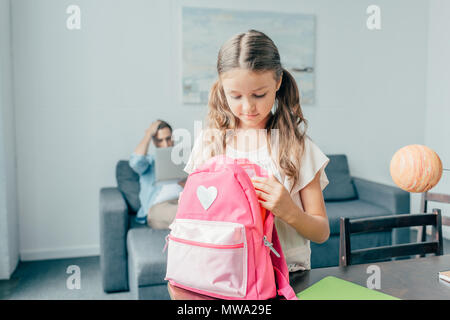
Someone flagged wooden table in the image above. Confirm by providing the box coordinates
[290,254,450,300]
[168,255,450,300]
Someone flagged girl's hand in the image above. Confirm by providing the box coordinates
[251,174,296,221]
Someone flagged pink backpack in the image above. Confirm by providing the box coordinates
[164,155,298,300]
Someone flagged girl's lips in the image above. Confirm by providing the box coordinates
[242,114,259,118]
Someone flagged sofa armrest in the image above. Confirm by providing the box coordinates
[352,176,410,213]
[99,187,130,292]
[352,177,411,245]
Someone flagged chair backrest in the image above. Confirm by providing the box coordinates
[339,210,443,266]
[418,192,450,241]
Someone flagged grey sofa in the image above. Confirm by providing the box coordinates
[99,154,410,299]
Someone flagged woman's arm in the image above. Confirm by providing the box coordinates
[252,171,330,244]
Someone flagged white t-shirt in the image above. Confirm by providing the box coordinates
[184,131,330,271]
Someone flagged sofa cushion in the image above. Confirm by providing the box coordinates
[127,227,170,287]
[116,160,140,213]
[325,199,392,235]
[323,154,357,201]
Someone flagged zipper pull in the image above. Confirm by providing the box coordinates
[263,235,280,258]
[162,234,170,253]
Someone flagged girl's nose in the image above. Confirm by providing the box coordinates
[242,97,255,112]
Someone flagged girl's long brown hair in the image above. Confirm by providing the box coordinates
[204,29,308,193]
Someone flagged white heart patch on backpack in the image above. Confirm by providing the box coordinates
[196,185,217,211]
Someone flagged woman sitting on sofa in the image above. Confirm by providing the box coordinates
[129,120,185,227]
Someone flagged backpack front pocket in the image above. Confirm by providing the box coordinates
[165,219,247,298]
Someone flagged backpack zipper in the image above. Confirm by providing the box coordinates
[163,234,245,252]
[263,235,280,258]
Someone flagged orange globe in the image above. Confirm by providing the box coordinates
[390,145,443,193]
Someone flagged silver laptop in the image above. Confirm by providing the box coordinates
[153,146,188,182]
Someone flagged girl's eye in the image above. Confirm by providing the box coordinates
[231,93,266,99]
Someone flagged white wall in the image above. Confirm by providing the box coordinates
[10,0,433,260]
[422,0,450,239]
[12,0,205,260]
[0,0,20,278]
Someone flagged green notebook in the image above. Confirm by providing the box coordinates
[296,276,400,300]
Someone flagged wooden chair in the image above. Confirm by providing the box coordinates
[417,192,450,242]
[339,209,443,267]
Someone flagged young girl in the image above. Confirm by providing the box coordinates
[184,29,330,272]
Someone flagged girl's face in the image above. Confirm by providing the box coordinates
[221,69,282,130]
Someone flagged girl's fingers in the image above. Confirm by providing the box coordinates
[266,174,280,188]
[255,190,270,201]
[252,175,278,188]
[252,181,272,194]
[258,199,272,211]
[251,176,268,184]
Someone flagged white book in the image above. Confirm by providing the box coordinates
[438,270,450,283]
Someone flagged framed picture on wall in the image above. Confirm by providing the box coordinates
[182,6,316,106]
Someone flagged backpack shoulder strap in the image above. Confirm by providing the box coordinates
[271,225,298,300]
